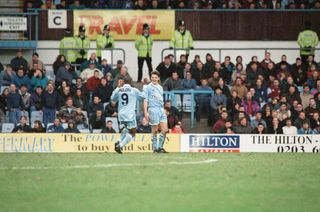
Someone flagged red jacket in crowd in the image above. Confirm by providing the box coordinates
[86,76,101,92]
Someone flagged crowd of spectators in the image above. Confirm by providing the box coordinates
[25,0,320,10]
[1,48,320,135]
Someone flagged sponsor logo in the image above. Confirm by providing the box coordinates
[189,135,240,153]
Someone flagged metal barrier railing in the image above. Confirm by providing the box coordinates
[161,48,320,63]
[0,47,126,69]
[164,90,214,128]
[0,12,38,42]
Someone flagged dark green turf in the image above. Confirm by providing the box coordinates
[0,153,319,212]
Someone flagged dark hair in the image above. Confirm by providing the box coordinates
[32,52,39,57]
[107,120,113,124]
[151,70,160,77]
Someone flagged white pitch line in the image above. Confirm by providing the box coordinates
[0,159,218,171]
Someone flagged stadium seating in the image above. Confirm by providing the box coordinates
[30,111,43,124]
[1,123,15,133]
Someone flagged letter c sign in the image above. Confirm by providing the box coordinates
[48,10,67,29]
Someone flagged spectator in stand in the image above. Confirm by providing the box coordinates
[7,84,25,125]
[73,88,87,110]
[191,55,201,70]
[28,52,45,71]
[204,53,215,77]
[195,78,212,122]
[56,0,67,9]
[80,60,103,83]
[164,106,179,129]
[182,71,197,89]
[30,69,48,91]
[156,55,176,83]
[53,55,66,75]
[267,79,281,101]
[101,59,112,76]
[251,111,267,129]
[232,77,248,99]
[58,85,72,108]
[57,97,76,123]
[192,62,207,86]
[47,118,65,133]
[0,88,9,122]
[55,62,75,88]
[32,120,46,133]
[300,84,313,108]
[113,66,133,89]
[254,79,268,103]
[164,100,182,121]
[90,109,105,130]
[134,0,147,9]
[72,77,87,98]
[298,121,315,134]
[176,54,187,79]
[19,84,30,112]
[104,102,118,118]
[210,87,227,112]
[13,67,30,90]
[94,77,113,104]
[310,112,320,131]
[232,63,246,84]
[29,86,43,113]
[241,91,260,118]
[276,103,291,121]
[171,122,185,134]
[87,95,104,117]
[137,117,152,133]
[12,115,32,133]
[221,56,235,85]
[305,98,319,119]
[228,90,242,112]
[68,0,86,9]
[101,120,116,133]
[291,58,307,86]
[268,117,283,134]
[80,53,102,71]
[73,107,88,129]
[212,110,228,133]
[285,85,301,106]
[208,71,220,90]
[252,123,268,134]
[260,52,274,71]
[0,64,16,87]
[86,70,102,101]
[163,71,183,91]
[42,82,59,125]
[294,111,311,129]
[282,118,297,135]
[111,60,123,79]
[235,117,252,134]
[65,120,80,133]
[10,49,28,72]
[246,62,264,87]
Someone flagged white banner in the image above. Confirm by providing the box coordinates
[181,134,320,153]
[48,10,67,29]
[0,17,27,31]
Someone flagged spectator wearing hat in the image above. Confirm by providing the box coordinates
[169,20,194,60]
[28,52,45,71]
[79,53,102,72]
[10,49,28,72]
[298,21,319,65]
[135,23,153,82]
[55,62,75,88]
[0,64,16,87]
[13,67,31,90]
[111,60,123,79]
[80,60,103,83]
[75,25,90,66]
[59,28,77,64]
[96,24,115,63]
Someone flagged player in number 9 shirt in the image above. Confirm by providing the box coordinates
[111,76,145,154]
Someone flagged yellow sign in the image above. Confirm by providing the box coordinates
[0,133,180,153]
[73,10,175,40]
